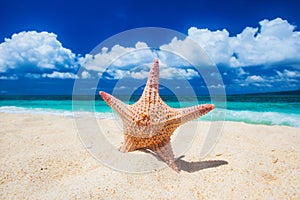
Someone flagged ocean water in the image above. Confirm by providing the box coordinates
[0,94,300,127]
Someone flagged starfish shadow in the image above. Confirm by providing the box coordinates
[140,149,228,173]
[176,157,228,173]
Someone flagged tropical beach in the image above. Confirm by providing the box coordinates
[1,0,300,199]
[1,112,299,199]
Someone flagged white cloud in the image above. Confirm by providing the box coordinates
[237,68,249,76]
[25,73,41,79]
[2,18,299,82]
[239,75,272,88]
[81,70,91,79]
[187,28,231,65]
[235,68,300,89]
[42,71,78,79]
[114,86,127,90]
[246,75,265,82]
[160,37,213,67]
[0,31,77,78]
[81,41,202,80]
[78,18,300,81]
[105,68,129,79]
[103,61,199,80]
[0,74,18,80]
[128,70,149,79]
[208,84,225,89]
[78,42,155,73]
[160,67,198,80]
[276,69,300,78]
[187,18,300,67]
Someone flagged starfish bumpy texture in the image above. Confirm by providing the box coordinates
[100,59,214,172]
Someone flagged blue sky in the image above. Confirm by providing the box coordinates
[0,0,300,95]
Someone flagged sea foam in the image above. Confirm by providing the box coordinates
[1,106,299,127]
[223,109,300,127]
[0,106,115,119]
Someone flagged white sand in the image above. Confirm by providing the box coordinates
[0,113,299,199]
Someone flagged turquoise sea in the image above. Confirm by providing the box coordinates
[0,93,300,127]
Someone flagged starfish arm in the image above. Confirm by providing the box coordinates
[119,134,137,152]
[151,141,181,173]
[142,59,160,97]
[175,104,215,125]
[99,91,129,118]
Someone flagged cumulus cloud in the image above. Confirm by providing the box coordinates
[187,28,231,65]
[103,61,199,80]
[276,69,300,78]
[81,70,91,79]
[77,17,300,82]
[0,74,18,80]
[79,40,202,80]
[160,37,213,67]
[128,70,149,79]
[0,31,77,79]
[1,18,300,84]
[42,71,78,79]
[237,68,249,76]
[160,67,198,80]
[187,18,300,67]
[245,75,265,82]
[78,42,155,73]
[237,74,271,88]
[234,67,300,90]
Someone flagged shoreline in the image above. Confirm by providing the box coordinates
[1,108,299,128]
[0,113,299,199]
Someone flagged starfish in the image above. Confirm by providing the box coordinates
[99,59,214,172]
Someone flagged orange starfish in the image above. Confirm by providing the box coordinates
[100,59,214,172]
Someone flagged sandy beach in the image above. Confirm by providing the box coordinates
[0,112,299,199]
